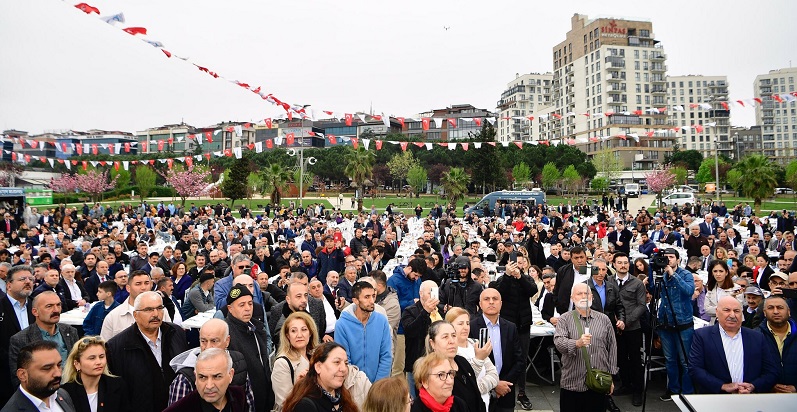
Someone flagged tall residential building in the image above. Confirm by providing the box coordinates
[754,67,797,164]
[732,126,764,160]
[666,75,731,158]
[403,104,494,140]
[544,14,677,171]
[496,73,553,142]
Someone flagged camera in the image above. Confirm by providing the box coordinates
[650,249,669,278]
[444,262,465,282]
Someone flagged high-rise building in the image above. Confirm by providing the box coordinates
[754,67,797,164]
[666,75,731,158]
[544,14,677,171]
[496,73,553,142]
[731,126,764,160]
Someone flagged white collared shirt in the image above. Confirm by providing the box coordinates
[63,278,82,302]
[19,385,65,412]
[719,326,744,384]
[100,300,171,341]
[139,328,164,365]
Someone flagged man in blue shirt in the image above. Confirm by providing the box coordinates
[0,265,36,405]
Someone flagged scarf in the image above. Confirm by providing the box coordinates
[418,387,453,412]
[316,383,341,409]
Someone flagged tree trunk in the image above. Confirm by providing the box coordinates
[754,198,762,216]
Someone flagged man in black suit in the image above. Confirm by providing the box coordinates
[553,246,589,316]
[1,341,77,412]
[470,288,524,412]
[536,272,557,324]
[0,265,36,405]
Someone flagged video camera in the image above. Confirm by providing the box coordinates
[444,262,466,282]
[650,248,670,279]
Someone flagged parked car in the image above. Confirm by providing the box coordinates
[775,187,795,195]
[661,192,696,207]
[670,185,698,194]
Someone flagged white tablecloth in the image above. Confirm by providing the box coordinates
[181,309,217,329]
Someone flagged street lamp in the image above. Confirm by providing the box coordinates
[287,139,317,208]
[714,139,720,205]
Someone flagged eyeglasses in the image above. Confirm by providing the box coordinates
[428,370,456,381]
[13,276,35,283]
[237,265,251,270]
[80,336,105,346]
[135,305,165,314]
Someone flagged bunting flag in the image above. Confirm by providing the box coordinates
[421,118,430,131]
[345,113,353,126]
[74,3,100,14]
[122,27,147,36]
[399,142,408,151]
[376,140,383,150]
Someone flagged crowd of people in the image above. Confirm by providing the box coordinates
[0,196,796,412]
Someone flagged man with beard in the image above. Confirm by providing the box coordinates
[553,283,618,412]
[1,341,76,412]
[8,292,79,387]
[0,266,36,405]
[267,281,325,348]
[334,281,392,383]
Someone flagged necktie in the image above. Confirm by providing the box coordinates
[618,279,624,288]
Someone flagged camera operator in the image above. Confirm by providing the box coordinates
[437,256,483,315]
[654,248,696,401]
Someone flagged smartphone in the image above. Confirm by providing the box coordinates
[509,252,518,263]
[430,287,439,301]
[479,327,489,347]
[781,288,797,299]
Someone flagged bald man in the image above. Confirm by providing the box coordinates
[689,296,780,394]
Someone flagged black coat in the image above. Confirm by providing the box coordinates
[524,238,548,270]
[437,278,483,316]
[59,278,89,310]
[61,375,132,412]
[469,316,522,409]
[226,314,274,412]
[400,301,433,373]
[164,384,247,412]
[586,278,624,327]
[0,295,34,404]
[553,263,577,315]
[490,273,537,330]
[106,322,187,412]
[451,355,487,412]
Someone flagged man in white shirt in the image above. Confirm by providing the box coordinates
[58,264,87,311]
[100,270,171,341]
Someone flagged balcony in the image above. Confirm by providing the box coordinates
[608,85,627,93]
[650,64,666,72]
[606,62,625,70]
[760,87,772,95]
[651,86,667,94]
[762,111,774,118]
[650,53,666,61]
[651,77,666,84]
[607,74,626,82]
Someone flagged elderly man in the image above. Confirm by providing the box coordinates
[684,224,710,258]
[1,341,76,412]
[309,279,338,338]
[742,287,765,329]
[106,291,188,412]
[400,280,441,395]
[759,295,797,393]
[101,270,172,341]
[8,291,79,387]
[554,283,618,412]
[689,296,779,393]
[214,254,264,310]
[164,349,247,412]
[58,264,88,311]
[168,319,254,409]
[225,284,274,412]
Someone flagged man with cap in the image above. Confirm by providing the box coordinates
[742,286,765,329]
[766,271,790,298]
[224,284,274,412]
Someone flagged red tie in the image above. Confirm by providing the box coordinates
[5,221,9,233]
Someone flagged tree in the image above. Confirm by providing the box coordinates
[160,165,211,207]
[562,165,581,197]
[734,155,779,215]
[109,167,131,190]
[590,177,609,193]
[726,169,743,196]
[427,164,449,193]
[75,170,118,202]
[671,166,689,185]
[260,163,292,206]
[134,166,157,200]
[386,151,419,188]
[592,149,622,182]
[441,167,470,205]
[468,122,504,193]
[541,162,561,190]
[48,174,79,194]
[667,149,704,171]
[695,157,728,185]
[645,167,677,208]
[343,147,375,212]
[512,162,531,189]
[785,160,797,192]
[406,165,428,198]
[247,172,264,194]
[222,157,249,207]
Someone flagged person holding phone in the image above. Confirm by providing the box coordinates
[446,307,498,410]
[400,280,442,398]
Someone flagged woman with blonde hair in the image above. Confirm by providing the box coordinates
[444,307,498,410]
[273,311,320,411]
[362,376,411,412]
[411,352,469,412]
[714,247,728,262]
[61,336,131,412]
[424,320,485,412]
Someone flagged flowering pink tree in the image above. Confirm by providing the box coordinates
[645,167,677,209]
[75,170,118,202]
[160,166,211,206]
[48,174,80,194]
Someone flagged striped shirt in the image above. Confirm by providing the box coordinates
[554,309,618,392]
[719,326,744,384]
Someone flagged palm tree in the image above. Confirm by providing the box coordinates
[343,147,375,211]
[260,163,292,206]
[441,167,470,205]
[734,155,778,215]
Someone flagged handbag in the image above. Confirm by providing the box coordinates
[572,310,613,394]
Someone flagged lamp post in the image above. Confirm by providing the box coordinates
[287,136,317,208]
[714,139,721,205]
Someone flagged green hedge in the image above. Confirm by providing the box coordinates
[52,185,176,204]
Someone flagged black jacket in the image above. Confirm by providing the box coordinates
[451,355,487,412]
[106,322,187,412]
[0,295,34,405]
[164,385,247,412]
[524,238,548,270]
[491,273,537,330]
[586,278,624,327]
[553,263,577,315]
[469,316,522,409]
[59,278,89,310]
[400,300,433,373]
[437,277,483,316]
[226,314,274,412]
[61,375,132,412]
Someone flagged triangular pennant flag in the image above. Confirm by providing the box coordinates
[474,142,482,149]
[485,117,496,125]
[351,138,358,149]
[721,102,729,110]
[233,147,242,159]
[461,143,468,151]
[448,143,457,151]
[399,142,408,152]
[47,158,54,168]
[362,139,370,150]
[432,118,443,129]
[376,140,383,150]
[514,141,523,149]
[486,142,496,147]
[447,118,457,128]
[425,143,433,151]
[114,162,119,171]
[474,118,482,127]
[501,141,510,147]
[61,142,67,152]
[167,159,173,169]
[255,142,263,153]
[65,160,71,170]
[356,114,367,123]
[381,113,390,127]
[82,161,88,170]
[123,161,129,171]
[247,143,255,150]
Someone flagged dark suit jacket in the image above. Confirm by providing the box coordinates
[2,220,17,237]
[0,295,34,404]
[553,264,576,315]
[61,375,131,412]
[688,324,780,394]
[0,388,76,412]
[8,323,80,386]
[58,279,89,311]
[469,315,523,409]
[83,274,110,303]
[535,290,556,322]
[586,278,624,326]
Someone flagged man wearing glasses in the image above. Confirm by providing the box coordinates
[101,270,172,341]
[213,254,265,311]
[107,291,187,412]
[0,265,36,405]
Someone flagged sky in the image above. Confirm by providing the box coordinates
[0,0,795,135]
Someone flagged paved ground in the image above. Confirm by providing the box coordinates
[519,378,679,411]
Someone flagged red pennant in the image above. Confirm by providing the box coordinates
[552,113,562,119]
[165,159,172,169]
[632,110,643,116]
[345,113,353,126]
[70,160,77,166]
[774,94,783,103]
[124,142,130,152]
[205,131,213,143]
[24,155,31,163]
[351,138,358,149]
[286,133,295,145]
[161,49,172,58]
[589,137,600,142]
[39,156,46,163]
[421,118,430,131]
[307,131,316,136]
[617,134,627,140]
[204,153,211,160]
[224,149,232,157]
[265,118,272,128]
[99,161,106,166]
[157,140,164,151]
[244,123,251,128]
[689,104,699,109]
[721,102,729,110]
[399,142,408,151]
[486,142,496,147]
[645,131,655,137]
[108,145,115,155]
[186,157,193,168]
[474,118,482,127]
[168,137,174,145]
[91,144,98,155]
[736,100,745,107]
[375,140,383,150]
[10,153,16,161]
[528,116,536,121]
[328,135,337,145]
[57,159,64,164]
[461,143,469,151]
[438,143,448,147]
[75,3,100,14]
[114,162,119,171]
[754,97,763,104]
[148,159,155,165]
[514,142,523,149]
[266,139,273,149]
[59,142,66,152]
[397,117,405,128]
[447,118,457,128]
[82,161,87,170]
[123,27,147,36]
[540,140,550,146]
[604,111,615,116]
[287,112,293,121]
[413,142,425,148]
[658,107,666,113]
[694,124,704,133]
[372,115,382,121]
[247,143,255,150]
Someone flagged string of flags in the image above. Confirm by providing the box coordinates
[62,2,797,135]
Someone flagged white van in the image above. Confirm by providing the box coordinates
[661,192,696,207]
[625,183,640,198]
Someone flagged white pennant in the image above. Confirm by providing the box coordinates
[275,136,283,146]
[158,159,167,163]
[433,118,443,129]
[47,158,54,168]
[448,143,456,151]
[425,143,432,151]
[362,139,370,150]
[501,141,509,147]
[233,147,243,159]
[195,155,203,161]
[196,135,203,144]
[65,161,71,170]
[381,113,390,127]
[255,142,263,153]
[356,113,367,123]
[123,161,129,171]
[214,129,221,136]
[177,136,184,142]
[474,142,482,149]
[234,125,243,137]
[486,117,496,125]
[90,161,98,167]
[115,143,121,153]
[213,151,223,157]
[83,143,90,154]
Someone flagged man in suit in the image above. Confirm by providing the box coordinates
[649,222,666,244]
[536,272,557,324]
[689,296,780,393]
[553,246,589,316]
[699,214,716,238]
[2,213,17,238]
[612,253,648,406]
[0,265,36,405]
[1,340,76,412]
[699,245,714,272]
[470,288,524,412]
[268,280,326,348]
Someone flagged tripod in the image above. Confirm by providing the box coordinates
[641,267,691,412]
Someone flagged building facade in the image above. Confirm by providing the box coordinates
[403,104,494,141]
[496,73,553,142]
[666,75,731,158]
[754,67,797,164]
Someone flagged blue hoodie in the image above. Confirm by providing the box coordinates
[387,265,420,334]
[334,310,392,383]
